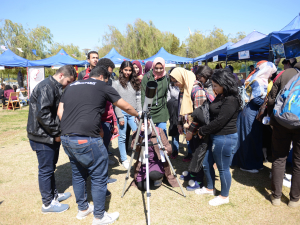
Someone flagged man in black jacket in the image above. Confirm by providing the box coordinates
[78,51,99,80]
[27,65,77,213]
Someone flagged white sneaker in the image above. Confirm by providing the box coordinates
[76,204,94,220]
[195,187,215,195]
[240,168,259,173]
[209,196,229,206]
[154,178,163,187]
[108,159,115,166]
[122,160,129,169]
[92,212,119,225]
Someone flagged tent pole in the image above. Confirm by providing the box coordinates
[225,55,228,66]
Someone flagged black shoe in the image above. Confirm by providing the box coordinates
[170,151,178,159]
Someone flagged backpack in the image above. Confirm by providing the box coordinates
[273,68,300,129]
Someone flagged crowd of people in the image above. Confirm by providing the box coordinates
[25,49,300,225]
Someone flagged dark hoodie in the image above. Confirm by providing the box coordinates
[267,62,300,121]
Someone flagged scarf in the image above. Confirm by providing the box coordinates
[152,57,166,80]
[246,60,268,80]
[244,61,277,102]
[144,61,153,74]
[133,60,143,76]
[170,67,196,116]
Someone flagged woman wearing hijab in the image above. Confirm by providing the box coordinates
[169,67,209,191]
[232,61,277,173]
[2,85,16,107]
[144,61,153,74]
[133,61,143,82]
[141,57,169,137]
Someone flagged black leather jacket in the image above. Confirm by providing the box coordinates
[27,76,63,144]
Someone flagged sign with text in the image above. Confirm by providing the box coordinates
[213,55,218,62]
[198,61,202,65]
[28,66,45,96]
[238,50,250,60]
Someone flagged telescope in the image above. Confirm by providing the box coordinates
[121,81,186,225]
[142,81,157,112]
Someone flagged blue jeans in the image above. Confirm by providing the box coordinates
[155,122,167,138]
[61,136,108,219]
[101,121,112,151]
[117,111,137,162]
[30,140,60,206]
[203,133,238,197]
[172,134,179,152]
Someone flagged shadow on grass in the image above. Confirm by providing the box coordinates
[232,165,289,204]
[55,162,112,211]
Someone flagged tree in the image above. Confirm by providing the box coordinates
[48,43,85,60]
[0,19,53,60]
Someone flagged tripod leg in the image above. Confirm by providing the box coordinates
[149,119,186,197]
[144,116,151,225]
[121,118,143,198]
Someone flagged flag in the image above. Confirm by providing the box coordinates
[1,45,7,51]
[32,49,37,56]
[17,48,23,52]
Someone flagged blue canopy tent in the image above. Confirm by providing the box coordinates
[193,53,207,63]
[0,49,28,67]
[226,31,269,61]
[28,49,87,67]
[204,42,234,62]
[142,47,193,65]
[281,13,300,31]
[101,48,130,67]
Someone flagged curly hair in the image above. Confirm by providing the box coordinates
[211,69,242,108]
[118,61,140,91]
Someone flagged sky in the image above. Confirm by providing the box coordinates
[1,0,300,54]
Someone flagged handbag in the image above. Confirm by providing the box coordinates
[256,96,268,122]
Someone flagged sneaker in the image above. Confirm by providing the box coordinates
[240,168,259,173]
[288,200,300,208]
[92,212,119,225]
[186,180,201,191]
[106,190,111,198]
[195,187,215,195]
[209,196,229,206]
[269,194,281,206]
[154,178,163,187]
[180,171,191,181]
[76,204,94,220]
[108,177,117,184]
[122,160,130,170]
[183,153,192,162]
[170,151,178,159]
[108,159,116,166]
[57,192,71,202]
[41,199,69,214]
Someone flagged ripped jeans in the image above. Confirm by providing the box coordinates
[203,133,238,197]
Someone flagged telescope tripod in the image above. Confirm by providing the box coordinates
[121,112,186,225]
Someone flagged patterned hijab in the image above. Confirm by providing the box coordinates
[245,61,277,102]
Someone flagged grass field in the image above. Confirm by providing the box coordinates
[0,107,299,225]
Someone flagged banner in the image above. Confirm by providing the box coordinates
[28,66,45,96]
[213,55,218,62]
[238,50,250,60]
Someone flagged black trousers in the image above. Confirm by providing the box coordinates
[136,171,164,191]
[272,122,300,201]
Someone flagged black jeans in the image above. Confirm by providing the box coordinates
[30,140,60,206]
[136,171,164,191]
[272,123,300,201]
